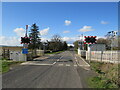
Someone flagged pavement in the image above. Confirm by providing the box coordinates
[2,50,95,88]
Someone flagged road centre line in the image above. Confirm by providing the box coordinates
[57,56,63,61]
[53,55,64,65]
[52,62,57,65]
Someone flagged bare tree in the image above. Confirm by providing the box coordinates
[51,34,62,42]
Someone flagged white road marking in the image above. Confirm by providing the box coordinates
[83,67,91,71]
[52,62,56,65]
[78,65,90,67]
[74,65,77,67]
[66,64,70,66]
[57,56,63,61]
[58,64,63,66]
[21,63,53,66]
[33,64,53,66]
[21,62,33,65]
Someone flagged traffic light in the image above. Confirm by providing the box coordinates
[21,37,31,44]
[84,36,97,44]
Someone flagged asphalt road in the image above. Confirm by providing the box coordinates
[2,51,93,88]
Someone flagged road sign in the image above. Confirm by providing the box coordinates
[23,44,28,48]
[84,36,97,44]
[21,37,31,44]
[22,48,28,54]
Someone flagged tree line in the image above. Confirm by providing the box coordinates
[73,35,120,50]
[28,23,68,52]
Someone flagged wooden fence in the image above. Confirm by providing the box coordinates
[86,51,120,63]
[1,49,10,59]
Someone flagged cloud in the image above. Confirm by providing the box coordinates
[41,37,50,42]
[78,26,94,32]
[67,44,74,46]
[40,27,49,36]
[62,37,79,44]
[14,28,25,37]
[63,30,70,33]
[65,20,71,26]
[28,25,31,27]
[101,21,108,24]
[96,36,106,39]
[0,36,21,46]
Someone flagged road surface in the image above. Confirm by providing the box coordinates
[2,51,93,88]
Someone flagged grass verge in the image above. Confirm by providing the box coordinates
[87,61,119,88]
[0,60,24,74]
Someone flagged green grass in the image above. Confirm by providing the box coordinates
[88,76,118,88]
[88,61,119,88]
[0,60,24,74]
[90,62,104,74]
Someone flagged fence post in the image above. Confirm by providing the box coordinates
[3,49,5,59]
[101,51,103,62]
[7,49,10,59]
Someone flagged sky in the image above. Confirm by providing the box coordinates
[1,2,118,46]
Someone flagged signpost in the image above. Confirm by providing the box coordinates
[84,36,97,63]
[20,25,31,61]
[22,48,28,54]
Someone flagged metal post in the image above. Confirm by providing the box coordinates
[88,44,91,63]
[25,25,28,37]
[81,34,84,50]
[22,25,29,61]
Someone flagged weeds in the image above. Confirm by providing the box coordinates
[88,61,119,88]
[1,60,24,73]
